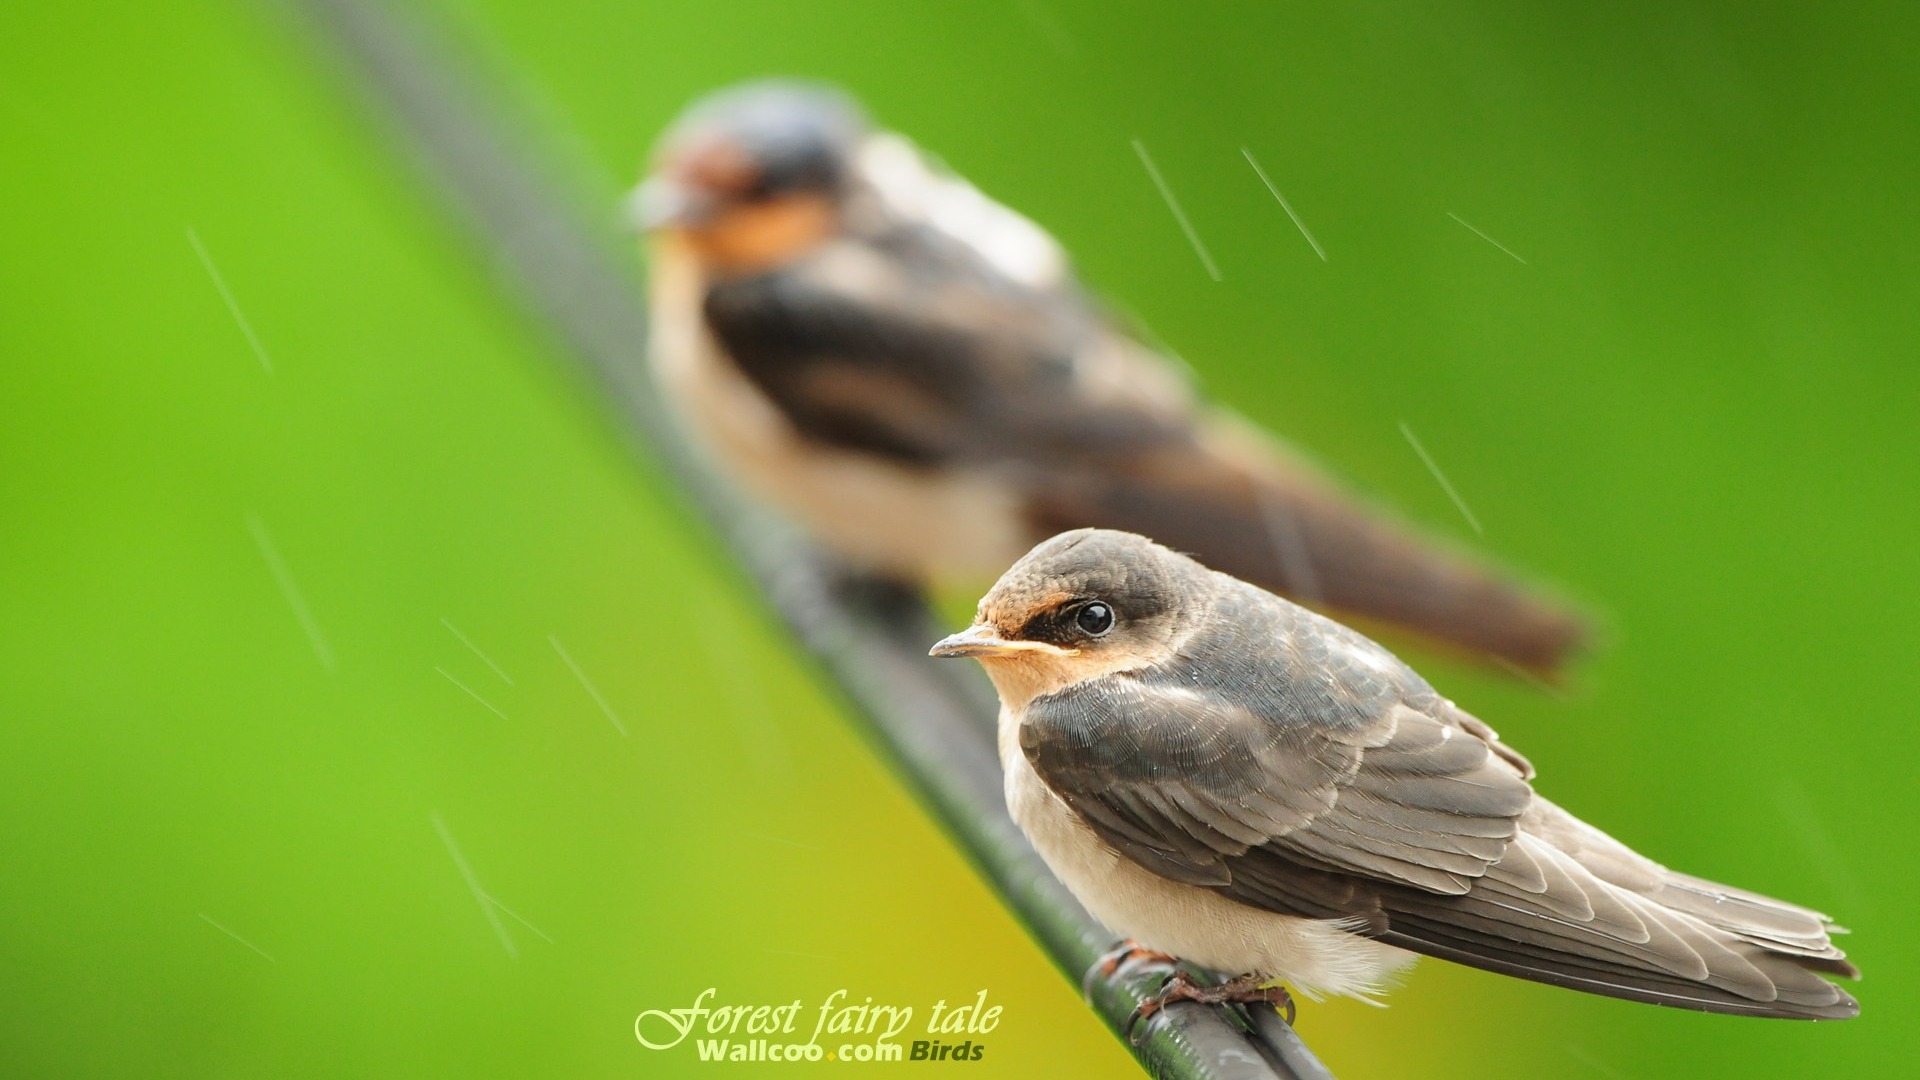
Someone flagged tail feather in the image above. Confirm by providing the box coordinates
[1387,915,1859,1019]
[1367,797,1860,1019]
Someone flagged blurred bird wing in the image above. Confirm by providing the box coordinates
[699,208,1196,469]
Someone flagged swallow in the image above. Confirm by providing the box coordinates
[635,80,1585,675]
[930,529,1859,1026]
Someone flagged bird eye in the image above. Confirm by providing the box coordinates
[1074,602,1115,637]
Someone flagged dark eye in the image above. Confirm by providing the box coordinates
[1074,602,1114,637]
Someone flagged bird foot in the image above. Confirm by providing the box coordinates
[1083,939,1179,1003]
[1126,971,1294,1045]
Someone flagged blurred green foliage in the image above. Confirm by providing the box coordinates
[2,1,1913,1076]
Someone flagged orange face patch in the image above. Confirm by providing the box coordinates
[682,192,837,273]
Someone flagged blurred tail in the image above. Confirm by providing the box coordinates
[1026,420,1587,675]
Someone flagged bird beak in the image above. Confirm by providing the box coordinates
[929,626,1075,660]
[624,177,712,232]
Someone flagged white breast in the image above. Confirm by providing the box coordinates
[998,708,1418,1002]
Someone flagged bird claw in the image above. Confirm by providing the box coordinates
[1083,939,1179,1003]
[1125,971,1294,1045]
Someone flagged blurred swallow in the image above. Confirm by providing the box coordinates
[637,81,1585,675]
[931,529,1859,1025]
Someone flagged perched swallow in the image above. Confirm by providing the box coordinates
[930,529,1859,1024]
[636,81,1585,674]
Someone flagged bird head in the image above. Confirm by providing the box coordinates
[931,529,1212,704]
[631,81,867,273]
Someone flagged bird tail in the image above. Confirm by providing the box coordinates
[1375,796,1860,1020]
[1027,416,1587,676]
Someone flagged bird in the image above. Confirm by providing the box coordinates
[928,528,1859,1029]
[633,80,1586,676]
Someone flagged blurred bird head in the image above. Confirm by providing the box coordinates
[631,81,868,272]
[930,529,1212,704]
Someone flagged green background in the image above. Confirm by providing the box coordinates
[3,1,1913,1076]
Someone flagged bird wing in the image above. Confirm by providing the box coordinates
[1020,583,1857,1018]
[700,223,1197,468]
[1020,583,1532,898]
